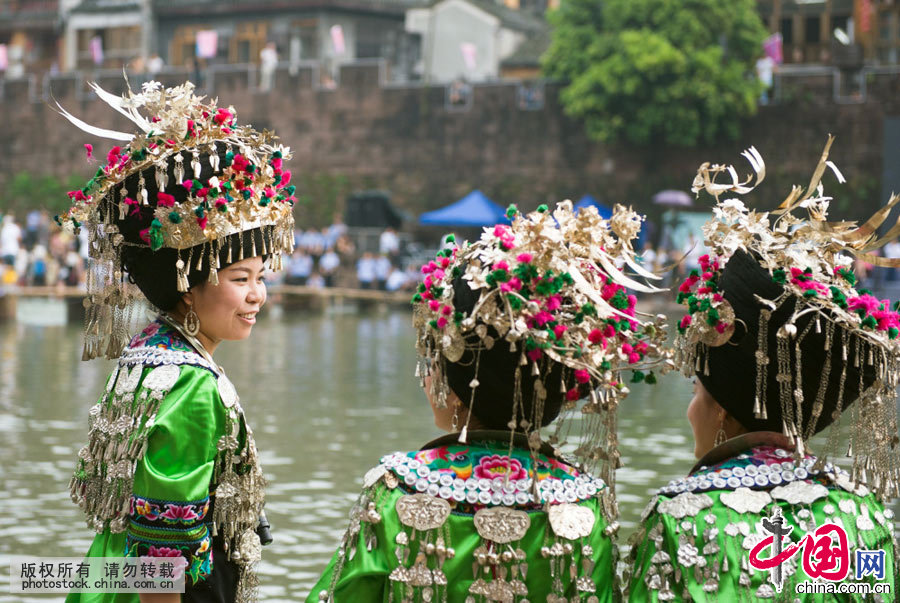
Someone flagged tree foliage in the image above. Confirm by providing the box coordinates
[543,0,767,146]
[2,172,85,216]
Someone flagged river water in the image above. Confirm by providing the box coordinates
[0,308,891,601]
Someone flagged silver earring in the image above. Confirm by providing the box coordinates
[184,307,200,337]
[451,403,460,432]
[714,421,727,447]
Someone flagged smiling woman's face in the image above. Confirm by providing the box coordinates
[183,256,267,354]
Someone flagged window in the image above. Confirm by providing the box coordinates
[781,18,793,45]
[229,22,267,65]
[805,16,821,44]
[292,19,318,60]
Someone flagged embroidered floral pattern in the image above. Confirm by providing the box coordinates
[385,443,604,513]
[131,497,161,521]
[128,318,195,353]
[473,455,527,481]
[126,493,212,585]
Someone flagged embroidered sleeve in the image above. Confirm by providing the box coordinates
[125,495,212,584]
[126,365,226,586]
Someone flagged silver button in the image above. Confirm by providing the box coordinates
[439,473,454,487]
[502,493,516,506]
[452,489,466,502]
[425,483,439,496]
[478,490,492,505]
[438,485,453,499]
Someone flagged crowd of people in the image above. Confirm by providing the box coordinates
[0,211,87,288]
[284,223,419,292]
[1,209,422,294]
[5,207,898,296]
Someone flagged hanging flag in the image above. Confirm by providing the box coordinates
[763,32,783,64]
[0,44,7,71]
[90,36,104,66]
[460,42,477,71]
[330,25,345,55]
[195,30,218,59]
[859,0,872,34]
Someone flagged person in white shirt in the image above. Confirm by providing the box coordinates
[319,249,340,287]
[260,42,278,91]
[385,267,408,292]
[374,254,392,290]
[1,215,22,265]
[286,249,313,285]
[379,227,400,258]
[356,252,377,289]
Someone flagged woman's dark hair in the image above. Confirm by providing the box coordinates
[109,144,269,311]
[121,229,269,311]
[697,249,876,436]
[443,276,580,430]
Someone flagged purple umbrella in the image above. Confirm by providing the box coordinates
[653,189,693,208]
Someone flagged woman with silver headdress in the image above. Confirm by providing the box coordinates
[61,81,295,603]
[626,141,898,600]
[310,201,671,602]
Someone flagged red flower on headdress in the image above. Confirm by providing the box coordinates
[84,144,93,160]
[106,146,121,165]
[232,154,249,172]
[213,108,233,125]
[197,215,208,230]
[157,192,176,207]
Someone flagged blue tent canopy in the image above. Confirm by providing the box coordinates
[574,195,612,219]
[419,190,507,227]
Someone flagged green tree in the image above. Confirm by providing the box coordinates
[543,0,767,146]
[2,172,85,216]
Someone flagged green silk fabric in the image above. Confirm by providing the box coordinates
[308,441,617,602]
[66,364,226,603]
